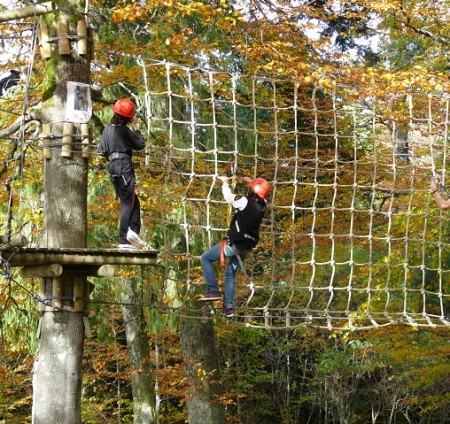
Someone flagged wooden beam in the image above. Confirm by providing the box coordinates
[66,265,116,277]
[0,2,56,24]
[20,264,115,278]
[96,265,115,277]
[21,263,63,278]
[0,235,29,250]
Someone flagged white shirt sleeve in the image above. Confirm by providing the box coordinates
[222,183,248,210]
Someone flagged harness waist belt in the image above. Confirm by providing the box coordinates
[110,152,131,160]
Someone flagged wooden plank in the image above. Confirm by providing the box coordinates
[77,20,87,56]
[8,253,157,266]
[61,122,74,158]
[57,20,70,55]
[39,24,52,60]
[41,123,52,159]
[5,247,158,267]
[81,124,91,158]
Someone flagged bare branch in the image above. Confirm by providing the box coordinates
[0,114,40,140]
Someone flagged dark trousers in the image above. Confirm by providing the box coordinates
[111,174,141,244]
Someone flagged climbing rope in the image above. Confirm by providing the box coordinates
[136,60,450,329]
[1,56,450,330]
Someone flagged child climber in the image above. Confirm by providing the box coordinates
[198,175,271,318]
[98,98,147,250]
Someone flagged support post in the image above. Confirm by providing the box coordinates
[39,24,52,60]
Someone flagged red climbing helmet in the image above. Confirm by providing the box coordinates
[112,98,135,118]
[248,177,271,199]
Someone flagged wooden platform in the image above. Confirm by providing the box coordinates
[2,247,158,267]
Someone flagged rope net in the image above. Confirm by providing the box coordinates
[133,60,449,330]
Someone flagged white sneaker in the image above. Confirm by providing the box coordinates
[126,229,146,250]
[118,243,138,250]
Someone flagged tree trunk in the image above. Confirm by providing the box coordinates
[32,1,89,423]
[121,277,157,423]
[180,316,227,424]
[32,309,84,423]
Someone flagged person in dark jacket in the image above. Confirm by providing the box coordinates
[198,175,271,317]
[98,98,146,249]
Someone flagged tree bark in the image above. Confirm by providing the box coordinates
[32,308,84,424]
[180,316,227,424]
[121,277,157,423]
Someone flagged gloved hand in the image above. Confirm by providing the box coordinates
[217,176,230,185]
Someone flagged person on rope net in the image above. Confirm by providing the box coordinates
[0,69,20,97]
[430,177,450,210]
[198,175,271,318]
[98,98,147,250]
[430,177,450,320]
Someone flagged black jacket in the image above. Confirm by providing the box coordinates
[98,125,145,177]
[227,197,266,250]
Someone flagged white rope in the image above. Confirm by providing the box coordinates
[5,56,448,330]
